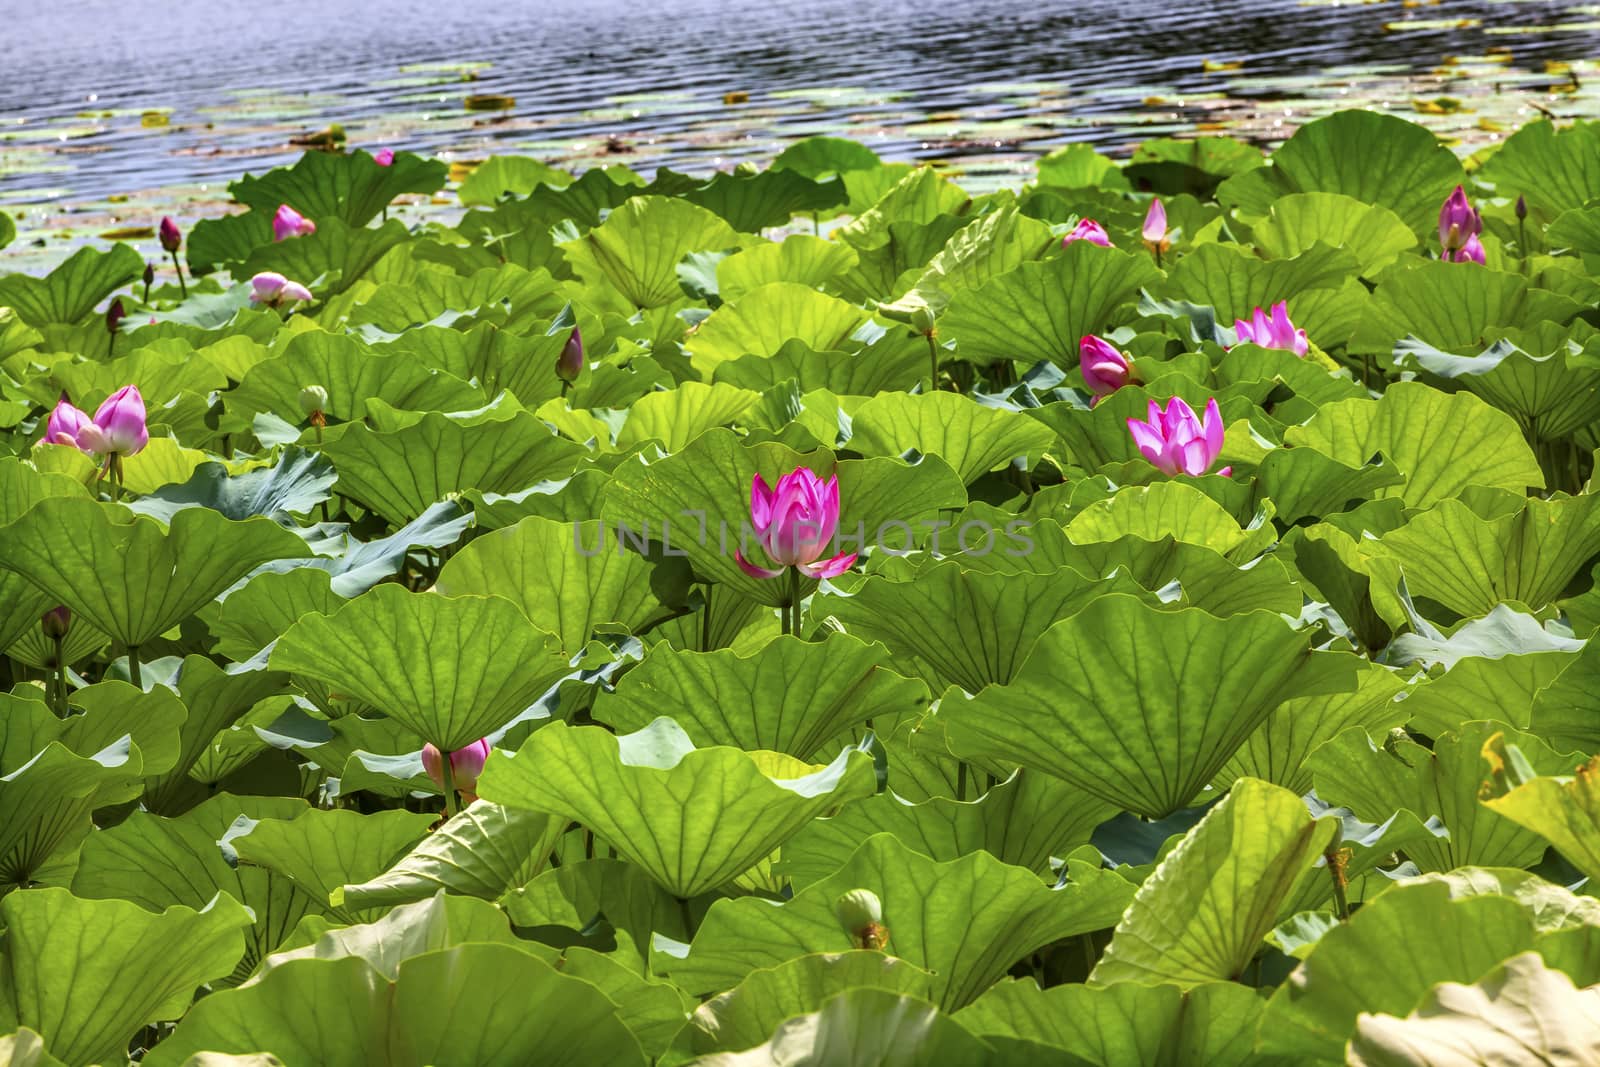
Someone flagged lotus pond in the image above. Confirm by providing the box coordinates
[3,109,1600,1064]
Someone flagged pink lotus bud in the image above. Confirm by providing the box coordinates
[159,216,183,253]
[1126,396,1230,477]
[46,394,92,449]
[422,738,492,794]
[272,204,317,242]
[1437,185,1481,255]
[736,468,857,580]
[77,385,148,457]
[143,262,156,288]
[1142,198,1169,254]
[40,605,72,640]
[374,148,395,166]
[1061,218,1112,248]
[249,272,313,307]
[555,326,583,382]
[1515,194,1528,221]
[105,298,126,336]
[1446,233,1486,265]
[1231,301,1309,357]
[1079,335,1134,400]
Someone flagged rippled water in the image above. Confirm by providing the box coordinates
[2,0,1597,216]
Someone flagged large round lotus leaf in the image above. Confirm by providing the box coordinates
[476,718,875,898]
[270,586,570,752]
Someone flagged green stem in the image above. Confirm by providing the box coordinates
[678,895,697,941]
[1326,847,1350,921]
[126,646,141,691]
[584,828,595,860]
[1518,217,1528,273]
[700,584,714,651]
[169,251,188,298]
[956,761,968,801]
[51,635,68,717]
[440,752,460,819]
[1571,439,1583,494]
[924,332,939,392]
[787,567,803,638]
[1078,933,1096,975]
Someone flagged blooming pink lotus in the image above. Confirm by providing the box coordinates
[1062,218,1112,248]
[272,204,317,242]
[1079,334,1134,402]
[1143,198,1169,256]
[423,738,492,797]
[1445,233,1485,265]
[1127,397,1230,477]
[374,148,395,166]
[1438,185,1482,256]
[736,468,857,580]
[1232,301,1309,357]
[249,272,313,307]
[49,386,149,457]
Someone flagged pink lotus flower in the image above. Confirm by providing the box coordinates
[272,204,316,242]
[1079,334,1134,401]
[422,738,492,795]
[1143,198,1169,255]
[249,272,313,307]
[555,326,583,382]
[1062,218,1112,248]
[71,386,149,457]
[1438,185,1481,256]
[374,148,395,167]
[736,468,857,580]
[158,216,182,253]
[1127,397,1230,477]
[46,394,92,448]
[1445,233,1485,265]
[1232,301,1309,357]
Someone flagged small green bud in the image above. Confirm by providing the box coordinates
[735,161,760,176]
[299,384,328,415]
[908,306,937,334]
[835,889,889,950]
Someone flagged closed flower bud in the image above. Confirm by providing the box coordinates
[40,605,72,640]
[908,306,937,334]
[105,298,126,336]
[143,262,156,288]
[272,204,317,242]
[159,215,183,253]
[555,326,583,382]
[835,889,889,950]
[299,384,329,416]
[1516,194,1528,220]
[422,738,493,795]
[373,147,395,167]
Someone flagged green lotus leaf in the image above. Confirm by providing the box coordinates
[1160,241,1356,326]
[1284,381,1543,507]
[1374,494,1600,618]
[562,195,740,310]
[713,336,924,395]
[1529,638,1600,752]
[335,800,563,913]
[820,561,1146,693]
[1475,118,1600,221]
[478,718,874,897]
[836,214,972,304]
[1215,660,1407,794]
[185,212,275,275]
[346,262,563,334]
[0,244,142,326]
[685,169,846,232]
[1480,736,1600,883]
[377,319,572,412]
[270,585,570,750]
[0,888,252,1066]
[1090,778,1337,988]
[0,459,92,651]
[1123,135,1264,195]
[687,282,869,379]
[773,137,884,180]
[502,856,692,950]
[255,499,472,598]
[1386,603,1584,670]
[241,217,409,297]
[0,1029,63,1067]
[457,155,570,206]
[148,944,646,1067]
[1310,722,1573,874]
[228,807,436,922]
[436,516,688,654]
[689,951,935,1056]
[0,499,310,650]
[1403,646,1572,739]
[229,331,483,424]
[694,988,1014,1067]
[0,211,14,252]
[1252,449,1406,526]
[941,242,1161,367]
[323,410,584,525]
[591,631,926,758]
[207,569,346,662]
[615,381,761,451]
[672,833,1133,1009]
[126,446,335,525]
[1401,867,1600,932]
[944,595,1357,818]
[954,978,1265,1067]
[1256,882,1542,1062]
[779,769,1116,886]
[848,391,1057,485]
[1390,334,1600,439]
[1217,110,1463,234]
[1251,192,1417,277]
[230,148,448,227]
[884,202,1056,316]
[71,794,314,983]
[1358,262,1582,354]
[599,428,966,607]
[41,337,230,412]
[835,167,969,250]
[1064,480,1261,559]
[3,611,110,672]
[716,236,859,303]
[1286,523,1406,651]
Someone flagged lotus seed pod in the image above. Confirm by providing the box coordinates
[299,385,329,415]
[908,306,937,334]
[835,889,889,950]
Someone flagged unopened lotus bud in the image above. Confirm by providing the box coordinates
[1516,194,1528,220]
[835,889,889,950]
[158,215,183,253]
[555,327,583,383]
[105,298,126,335]
[143,262,156,288]
[40,606,72,640]
[299,384,328,416]
[909,306,937,334]
[736,161,760,176]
